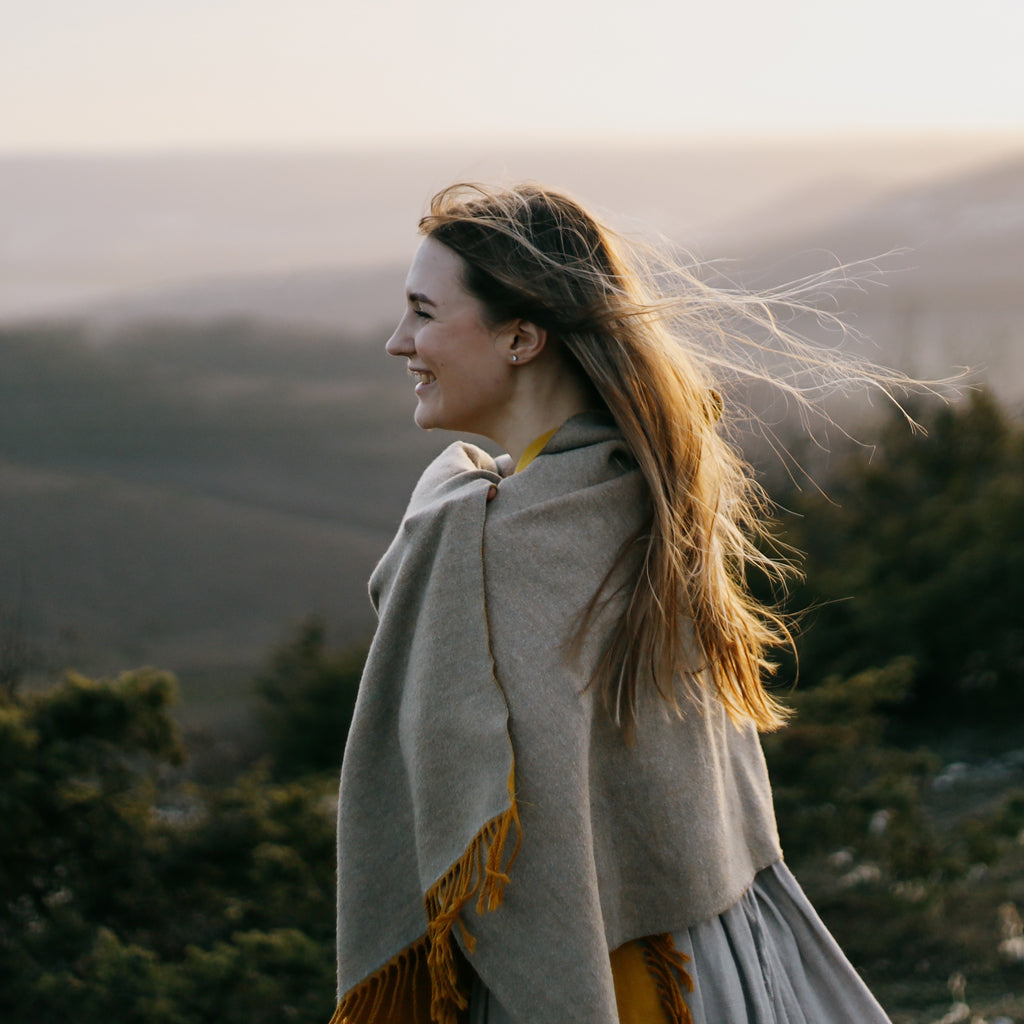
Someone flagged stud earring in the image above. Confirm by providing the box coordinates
[511,353,519,363]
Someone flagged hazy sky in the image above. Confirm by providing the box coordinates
[3,0,1023,151]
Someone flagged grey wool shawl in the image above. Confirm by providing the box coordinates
[333,413,782,1024]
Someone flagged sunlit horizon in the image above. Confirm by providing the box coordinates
[2,128,1023,160]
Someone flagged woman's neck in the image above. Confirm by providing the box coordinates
[496,371,594,466]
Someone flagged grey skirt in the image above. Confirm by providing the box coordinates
[468,861,892,1024]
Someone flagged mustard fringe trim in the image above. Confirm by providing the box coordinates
[641,933,695,1024]
[329,937,430,1024]
[331,772,522,1024]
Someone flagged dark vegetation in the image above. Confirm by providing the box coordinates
[777,389,1024,725]
[1,322,1023,1022]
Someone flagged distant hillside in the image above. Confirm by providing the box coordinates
[77,263,407,335]
[748,152,1024,290]
[37,149,1024,400]
[4,137,1018,322]
[741,153,1024,399]
[0,319,446,680]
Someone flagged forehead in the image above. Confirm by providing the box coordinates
[405,237,468,302]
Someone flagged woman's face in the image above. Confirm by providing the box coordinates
[386,237,514,437]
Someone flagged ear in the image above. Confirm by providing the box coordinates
[504,319,548,365]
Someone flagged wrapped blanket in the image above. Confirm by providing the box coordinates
[333,413,782,1024]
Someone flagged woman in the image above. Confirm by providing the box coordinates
[331,183,901,1024]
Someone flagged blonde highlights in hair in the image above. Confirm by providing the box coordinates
[419,182,920,733]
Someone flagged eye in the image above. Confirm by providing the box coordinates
[414,308,433,321]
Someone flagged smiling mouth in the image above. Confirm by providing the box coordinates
[410,370,436,387]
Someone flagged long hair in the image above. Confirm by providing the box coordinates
[420,181,922,733]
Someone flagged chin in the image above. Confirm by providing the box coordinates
[413,403,441,432]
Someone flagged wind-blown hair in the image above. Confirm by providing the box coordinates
[420,181,919,733]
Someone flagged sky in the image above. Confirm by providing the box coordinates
[3,0,1023,151]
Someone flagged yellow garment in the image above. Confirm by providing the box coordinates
[514,427,560,474]
[611,941,673,1024]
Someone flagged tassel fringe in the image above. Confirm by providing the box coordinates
[329,938,430,1024]
[424,780,521,1024]
[331,772,521,1024]
[641,933,695,1024]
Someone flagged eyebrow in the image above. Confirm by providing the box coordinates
[408,292,437,307]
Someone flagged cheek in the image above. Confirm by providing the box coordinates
[419,335,461,372]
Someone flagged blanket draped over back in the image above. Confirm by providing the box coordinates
[333,413,783,1024]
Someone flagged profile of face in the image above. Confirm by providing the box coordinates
[386,237,517,438]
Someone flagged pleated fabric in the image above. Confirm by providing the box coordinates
[467,862,892,1024]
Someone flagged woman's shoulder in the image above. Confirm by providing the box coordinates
[399,412,639,542]
[370,442,504,609]
[406,441,508,514]
[483,417,647,608]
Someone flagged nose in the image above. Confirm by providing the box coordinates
[385,315,413,358]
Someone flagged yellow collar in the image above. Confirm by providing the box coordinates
[514,426,560,474]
